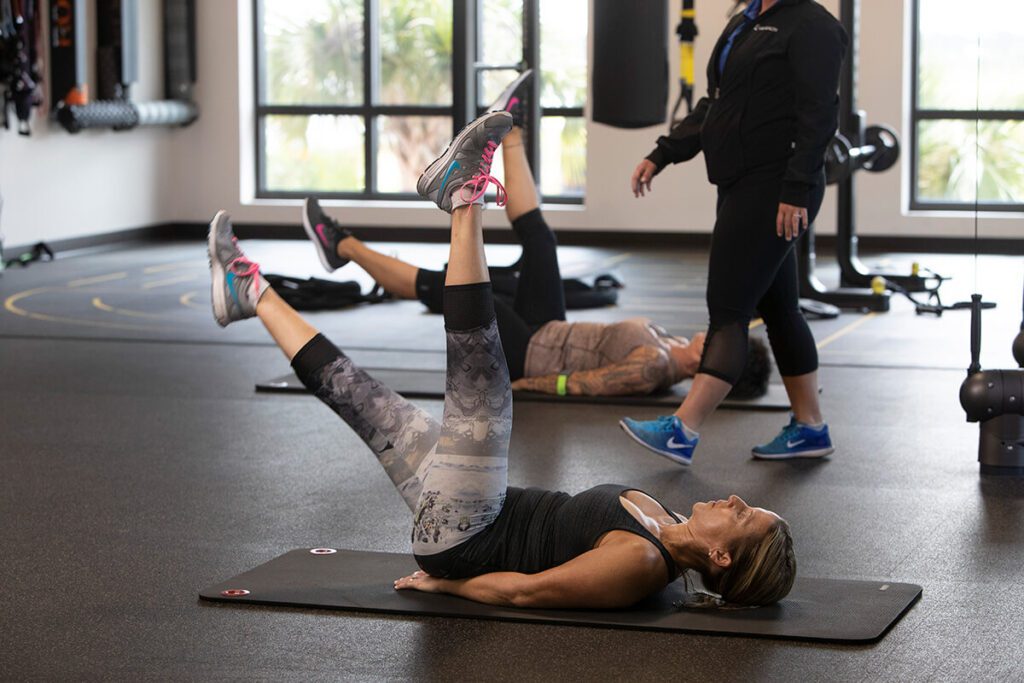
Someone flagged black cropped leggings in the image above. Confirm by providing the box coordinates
[699,169,826,384]
[414,208,566,380]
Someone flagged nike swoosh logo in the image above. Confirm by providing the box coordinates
[667,437,693,450]
[438,161,461,197]
[315,223,331,247]
[225,271,240,305]
[786,439,806,448]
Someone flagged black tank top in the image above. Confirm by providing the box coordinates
[415,484,683,582]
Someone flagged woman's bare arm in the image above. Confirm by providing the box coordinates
[395,537,668,609]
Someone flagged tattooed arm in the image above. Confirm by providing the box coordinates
[511,346,672,397]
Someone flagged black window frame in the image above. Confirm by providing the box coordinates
[909,0,1024,212]
[253,0,585,204]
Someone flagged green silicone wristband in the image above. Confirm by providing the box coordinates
[557,374,568,396]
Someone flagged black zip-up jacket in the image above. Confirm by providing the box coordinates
[645,0,848,207]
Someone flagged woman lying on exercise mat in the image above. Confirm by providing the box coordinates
[299,71,770,400]
[206,110,795,608]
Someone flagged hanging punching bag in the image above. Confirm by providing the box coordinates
[591,0,669,129]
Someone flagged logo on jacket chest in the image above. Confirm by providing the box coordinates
[754,25,779,32]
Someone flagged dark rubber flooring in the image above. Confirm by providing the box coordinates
[2,240,1023,680]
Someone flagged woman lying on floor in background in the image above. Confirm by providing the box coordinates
[298,71,771,400]
[206,109,796,608]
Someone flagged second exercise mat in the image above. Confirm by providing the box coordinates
[255,368,791,410]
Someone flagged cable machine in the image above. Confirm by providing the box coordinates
[799,0,950,313]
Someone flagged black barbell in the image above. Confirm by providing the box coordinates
[825,124,900,185]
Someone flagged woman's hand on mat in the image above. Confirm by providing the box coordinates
[776,202,809,241]
[631,160,658,198]
[394,570,445,593]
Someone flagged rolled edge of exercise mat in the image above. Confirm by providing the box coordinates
[135,100,198,127]
[57,100,140,133]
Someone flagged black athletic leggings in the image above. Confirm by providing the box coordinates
[415,208,566,380]
[699,166,826,384]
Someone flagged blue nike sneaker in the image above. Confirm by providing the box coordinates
[752,416,834,460]
[619,415,698,466]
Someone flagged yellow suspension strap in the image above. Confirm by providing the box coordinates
[670,0,697,129]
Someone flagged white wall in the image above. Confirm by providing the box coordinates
[3,0,1020,245]
[0,1,179,248]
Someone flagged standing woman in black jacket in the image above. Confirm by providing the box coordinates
[619,0,848,465]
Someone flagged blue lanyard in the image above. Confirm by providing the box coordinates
[717,0,762,77]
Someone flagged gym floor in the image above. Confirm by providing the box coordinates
[2,239,1023,680]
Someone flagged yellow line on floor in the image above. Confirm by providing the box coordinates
[4,287,162,331]
[599,252,633,269]
[91,297,164,318]
[816,312,878,350]
[179,291,205,310]
[67,272,127,288]
[620,304,706,310]
[5,287,57,315]
[143,261,200,274]
[142,274,197,289]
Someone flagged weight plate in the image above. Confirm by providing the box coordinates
[863,124,900,173]
[824,132,853,185]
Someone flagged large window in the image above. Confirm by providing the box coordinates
[254,0,587,202]
[911,0,1024,211]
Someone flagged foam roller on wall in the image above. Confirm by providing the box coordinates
[57,99,198,132]
[135,100,198,126]
[57,100,139,132]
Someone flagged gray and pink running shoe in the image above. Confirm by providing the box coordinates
[208,210,269,327]
[416,110,513,213]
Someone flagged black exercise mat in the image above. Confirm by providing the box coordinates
[199,548,921,643]
[255,369,791,410]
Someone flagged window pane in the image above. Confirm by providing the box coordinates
[478,0,523,108]
[264,115,365,192]
[479,69,521,110]
[540,116,586,196]
[540,0,587,108]
[480,0,522,65]
[260,0,364,105]
[378,0,453,105]
[377,116,453,192]
[918,0,1024,110]
[917,119,1024,204]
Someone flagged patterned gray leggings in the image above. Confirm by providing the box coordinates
[290,286,512,558]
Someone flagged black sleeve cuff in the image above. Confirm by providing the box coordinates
[645,148,668,173]
[779,180,811,208]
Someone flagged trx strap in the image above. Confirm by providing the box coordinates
[669,0,697,128]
